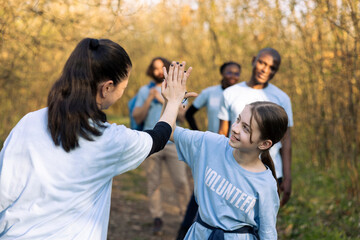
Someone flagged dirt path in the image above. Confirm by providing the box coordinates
[107,165,188,240]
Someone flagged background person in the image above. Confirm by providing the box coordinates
[0,38,193,239]
[218,48,293,207]
[132,58,190,236]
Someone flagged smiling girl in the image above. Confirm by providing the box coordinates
[167,80,288,240]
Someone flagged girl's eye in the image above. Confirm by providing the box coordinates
[243,124,249,132]
[236,117,240,123]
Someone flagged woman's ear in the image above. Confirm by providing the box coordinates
[258,140,273,151]
[99,80,114,98]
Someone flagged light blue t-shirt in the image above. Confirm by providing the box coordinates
[174,127,280,240]
[218,81,294,178]
[134,83,163,130]
[192,85,223,133]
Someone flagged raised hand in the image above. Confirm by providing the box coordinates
[158,61,197,134]
[161,61,196,105]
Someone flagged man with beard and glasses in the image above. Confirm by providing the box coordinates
[132,57,190,236]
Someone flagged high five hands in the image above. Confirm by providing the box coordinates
[162,61,197,105]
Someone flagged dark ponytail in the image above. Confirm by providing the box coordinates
[249,101,288,187]
[47,38,132,152]
[261,149,280,196]
[260,149,277,181]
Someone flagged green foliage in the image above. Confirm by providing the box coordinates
[277,148,360,239]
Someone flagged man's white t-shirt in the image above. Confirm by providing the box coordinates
[192,85,223,133]
[0,108,152,239]
[218,81,293,178]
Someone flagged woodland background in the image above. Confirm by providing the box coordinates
[0,0,359,239]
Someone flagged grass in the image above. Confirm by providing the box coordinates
[277,147,360,239]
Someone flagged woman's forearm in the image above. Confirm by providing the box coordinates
[158,100,179,142]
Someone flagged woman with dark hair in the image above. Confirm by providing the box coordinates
[0,38,194,239]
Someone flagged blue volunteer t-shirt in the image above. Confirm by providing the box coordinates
[134,84,163,130]
[192,85,223,133]
[173,127,280,240]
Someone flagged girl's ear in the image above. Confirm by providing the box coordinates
[258,139,273,151]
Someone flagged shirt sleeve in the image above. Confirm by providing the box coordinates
[257,183,280,239]
[217,91,230,121]
[103,124,153,177]
[173,127,204,170]
[192,88,208,110]
[144,121,171,156]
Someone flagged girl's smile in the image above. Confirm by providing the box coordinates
[230,134,240,142]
